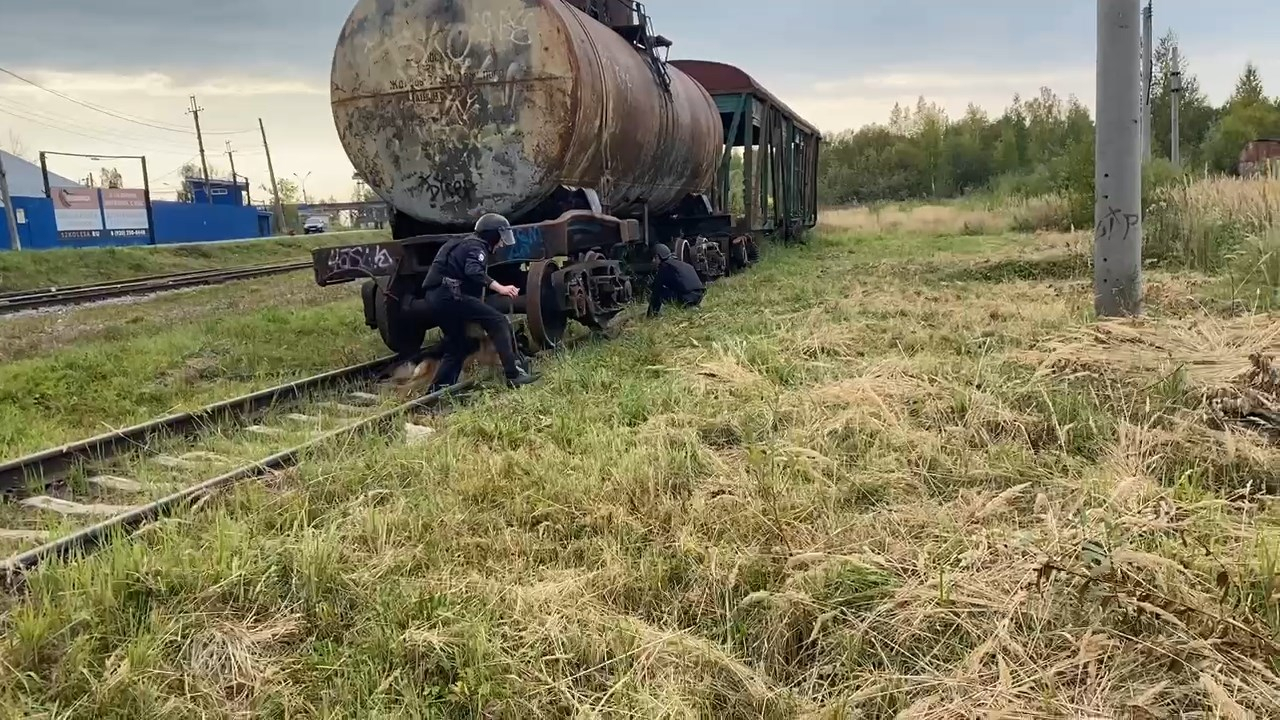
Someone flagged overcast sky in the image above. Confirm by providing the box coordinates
[2,0,1277,201]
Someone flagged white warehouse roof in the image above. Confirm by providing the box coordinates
[1,150,83,199]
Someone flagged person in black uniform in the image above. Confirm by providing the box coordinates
[419,213,537,391]
[647,242,706,317]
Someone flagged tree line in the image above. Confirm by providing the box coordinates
[817,31,1280,208]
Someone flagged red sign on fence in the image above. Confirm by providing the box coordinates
[51,188,104,240]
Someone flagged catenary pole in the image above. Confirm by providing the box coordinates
[1170,45,1182,168]
[1142,0,1153,159]
[259,119,286,234]
[1094,0,1143,317]
[187,96,212,204]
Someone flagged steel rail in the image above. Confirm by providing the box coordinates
[0,355,401,492]
[0,262,307,300]
[2,381,475,585]
[0,260,312,314]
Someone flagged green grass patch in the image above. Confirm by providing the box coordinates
[0,230,387,293]
[2,225,1278,717]
[0,290,385,458]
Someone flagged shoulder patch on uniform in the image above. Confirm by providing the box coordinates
[477,252,485,262]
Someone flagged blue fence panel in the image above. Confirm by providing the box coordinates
[151,202,264,245]
[2,198,273,251]
[0,197,69,250]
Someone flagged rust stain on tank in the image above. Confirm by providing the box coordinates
[331,0,722,228]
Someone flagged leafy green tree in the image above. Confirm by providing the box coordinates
[1202,102,1280,172]
[1228,62,1268,110]
[913,97,948,196]
[813,54,1275,206]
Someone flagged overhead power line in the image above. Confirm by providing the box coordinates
[0,104,192,156]
[153,155,202,180]
[0,97,198,153]
[0,65,254,136]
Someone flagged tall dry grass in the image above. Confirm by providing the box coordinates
[1146,176,1280,308]
[821,196,1071,237]
[824,176,1280,308]
[1146,175,1280,268]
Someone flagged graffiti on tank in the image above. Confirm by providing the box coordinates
[504,225,545,262]
[416,8,533,80]
[325,245,395,276]
[431,9,533,54]
[422,173,476,204]
[395,12,534,158]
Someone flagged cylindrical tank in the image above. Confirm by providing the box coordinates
[331,0,723,228]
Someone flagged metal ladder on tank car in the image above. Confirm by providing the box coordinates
[606,1,672,94]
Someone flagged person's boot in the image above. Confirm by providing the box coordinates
[505,369,538,388]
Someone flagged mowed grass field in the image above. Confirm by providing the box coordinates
[2,216,1280,717]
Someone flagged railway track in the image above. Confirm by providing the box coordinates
[0,260,312,315]
[0,353,473,584]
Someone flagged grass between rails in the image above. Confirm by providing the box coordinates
[3,227,1280,717]
[0,281,385,459]
[0,230,387,293]
[0,271,356,363]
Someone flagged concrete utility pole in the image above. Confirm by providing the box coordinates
[1142,0,1153,159]
[225,140,247,203]
[1094,0,1144,318]
[0,151,21,251]
[225,141,238,185]
[259,118,286,234]
[1170,45,1183,168]
[187,95,212,204]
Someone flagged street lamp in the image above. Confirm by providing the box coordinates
[293,171,312,205]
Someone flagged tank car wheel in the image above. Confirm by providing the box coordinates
[526,260,567,351]
[728,236,750,274]
[373,277,426,357]
[673,237,693,266]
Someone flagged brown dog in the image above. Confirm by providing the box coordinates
[389,324,505,397]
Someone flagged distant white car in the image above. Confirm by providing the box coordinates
[303,216,330,234]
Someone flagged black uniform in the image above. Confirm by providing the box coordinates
[418,234,524,387]
[648,257,706,316]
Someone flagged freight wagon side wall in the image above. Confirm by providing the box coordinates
[0,198,272,250]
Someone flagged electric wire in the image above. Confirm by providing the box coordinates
[0,105,191,157]
[1,68,278,201]
[0,65,254,136]
[0,98,199,154]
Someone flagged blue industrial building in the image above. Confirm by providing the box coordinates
[1,151,276,251]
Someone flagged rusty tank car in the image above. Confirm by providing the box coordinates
[312,0,822,358]
[331,0,722,228]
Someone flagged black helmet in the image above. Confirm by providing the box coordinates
[652,243,672,261]
[475,212,515,247]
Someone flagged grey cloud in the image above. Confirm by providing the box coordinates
[0,0,356,79]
